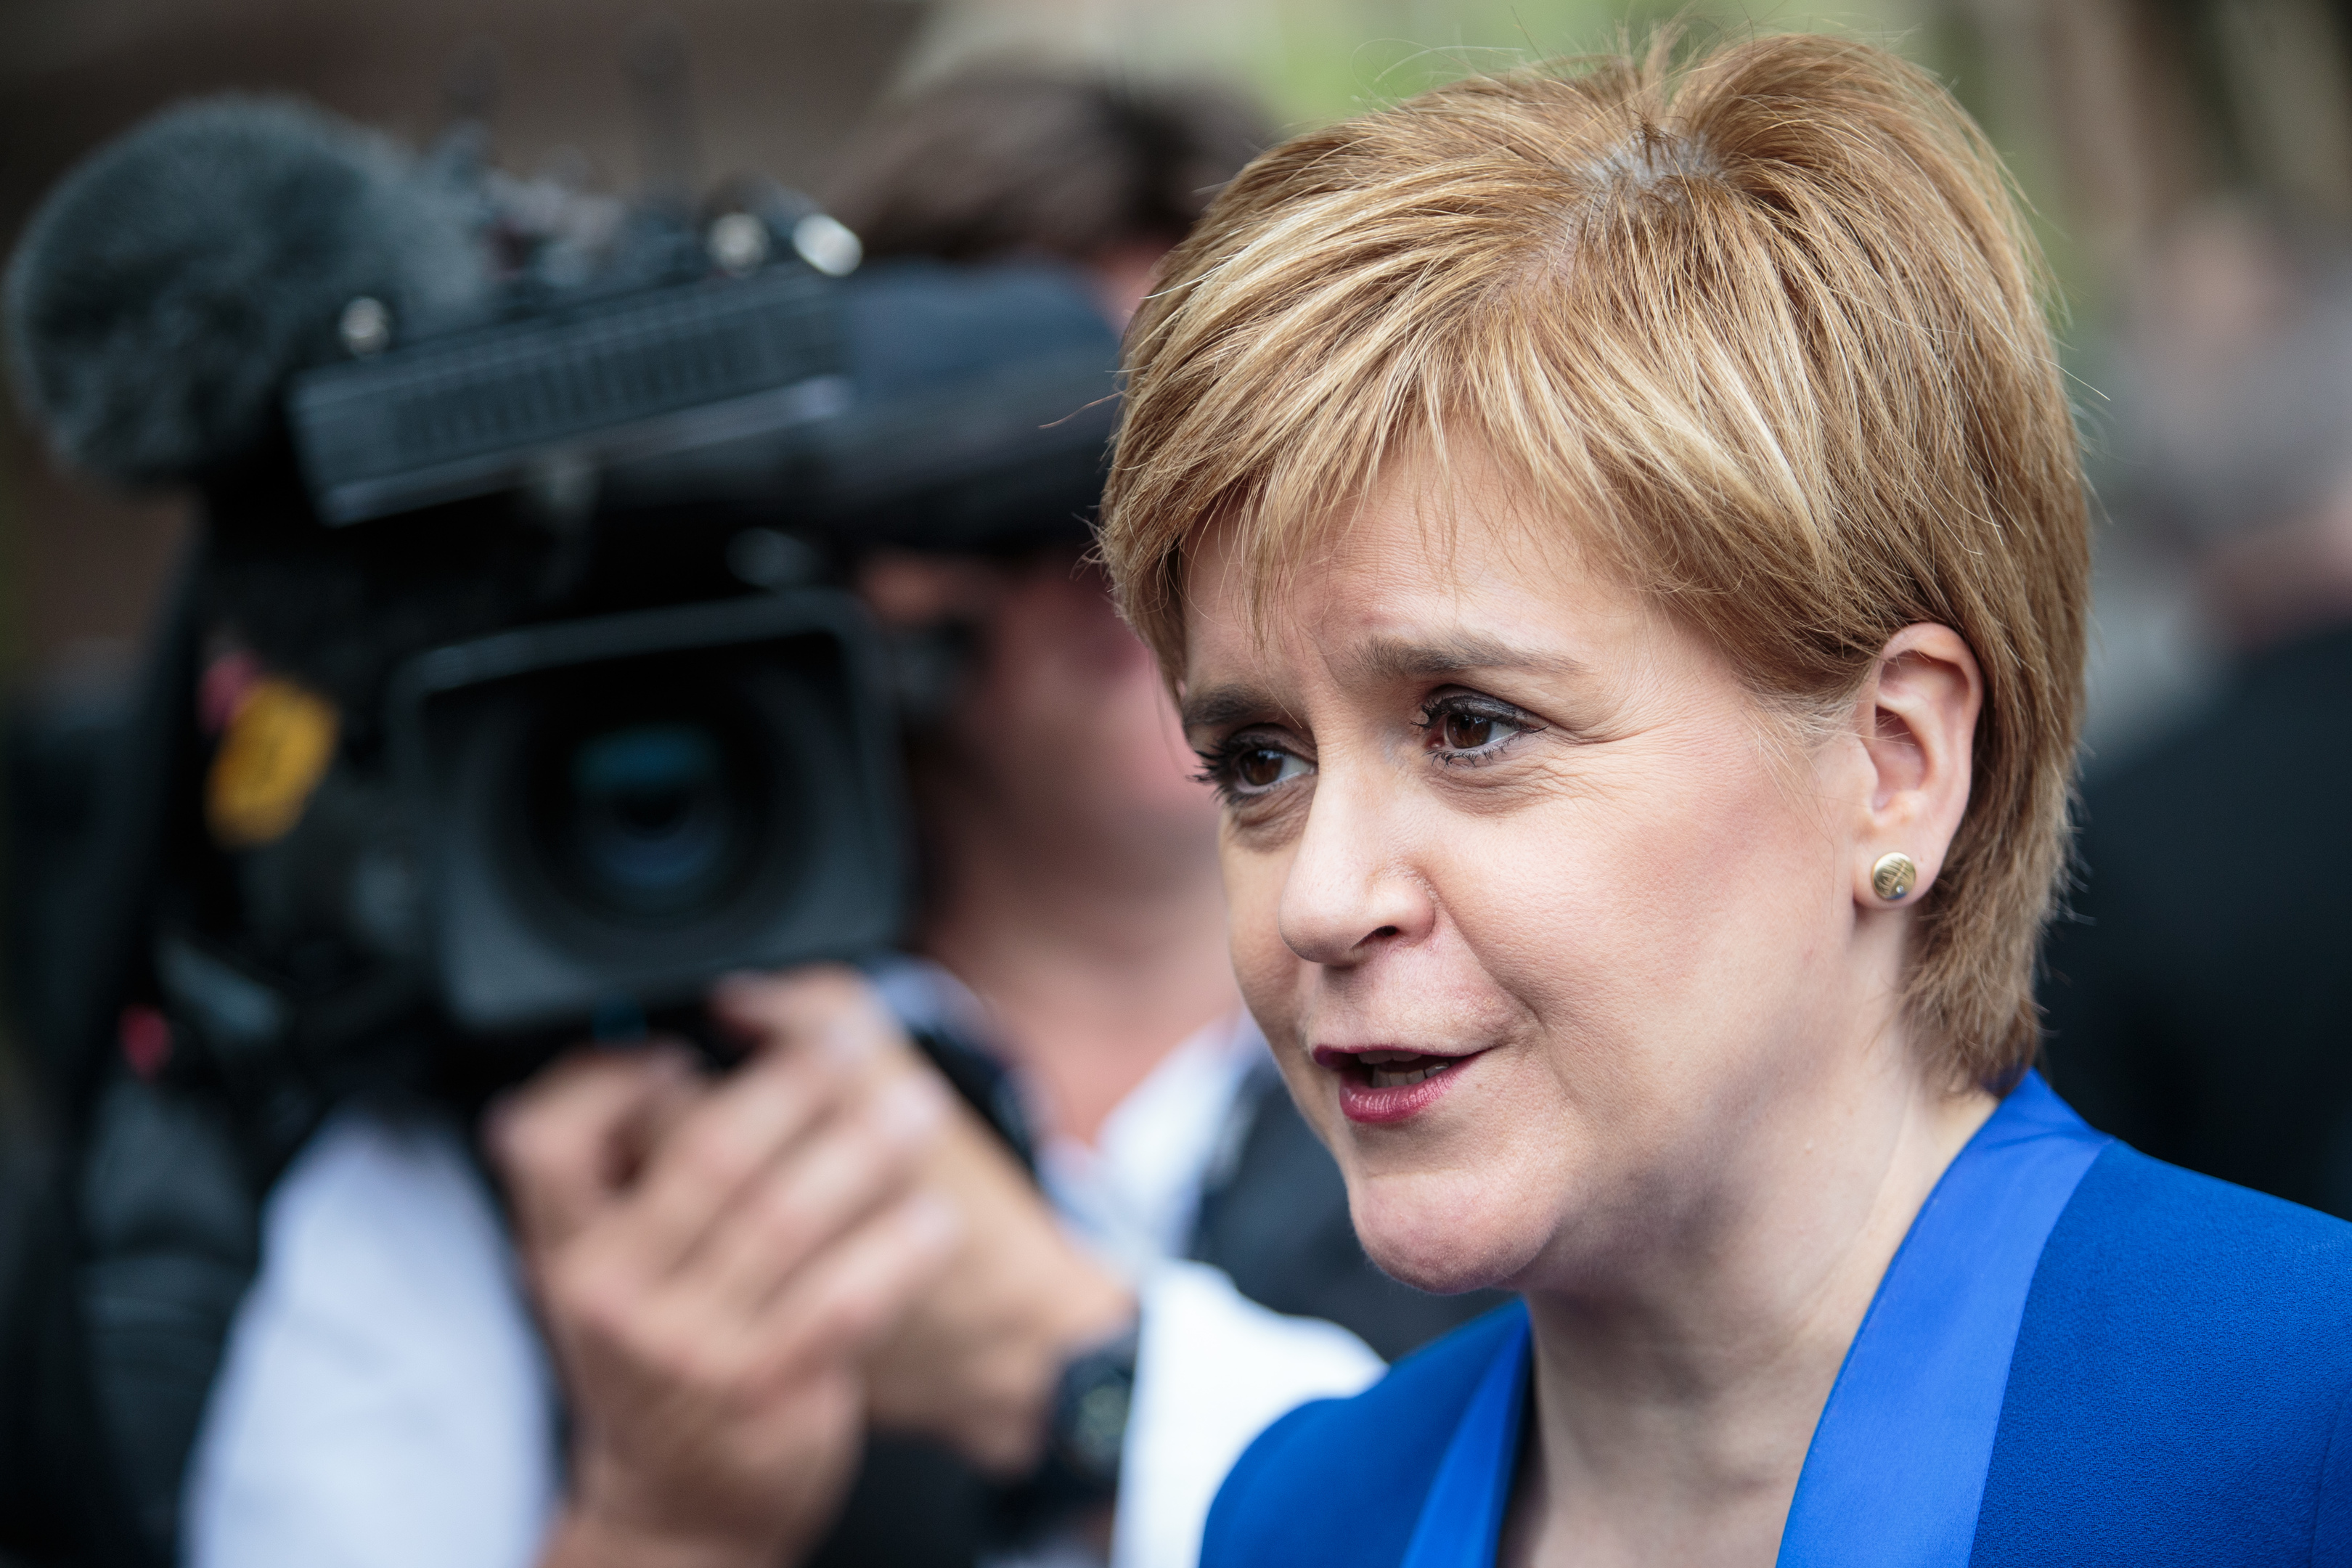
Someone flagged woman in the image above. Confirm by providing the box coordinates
[1098,33,2352,1568]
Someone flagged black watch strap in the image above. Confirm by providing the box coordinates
[998,1320,1141,1535]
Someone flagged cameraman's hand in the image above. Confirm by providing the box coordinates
[491,987,958,1568]
[711,976,1136,1480]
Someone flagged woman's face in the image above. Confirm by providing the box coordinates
[1181,462,1913,1296]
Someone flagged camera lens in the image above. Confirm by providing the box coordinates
[571,722,726,904]
[529,707,766,925]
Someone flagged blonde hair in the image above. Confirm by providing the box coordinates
[1098,33,2088,1088]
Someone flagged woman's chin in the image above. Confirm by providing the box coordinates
[1349,1172,1549,1295]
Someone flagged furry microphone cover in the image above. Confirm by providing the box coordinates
[4,97,558,720]
[5,95,492,486]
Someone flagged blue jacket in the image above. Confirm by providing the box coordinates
[1203,1076,2352,1567]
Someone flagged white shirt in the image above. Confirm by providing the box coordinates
[1039,1016,1259,1276]
[181,1108,560,1568]
[183,1010,1381,1568]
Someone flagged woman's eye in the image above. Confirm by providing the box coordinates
[1440,711,1496,751]
[1197,741,1312,801]
[1234,748,1293,790]
[1419,696,1538,761]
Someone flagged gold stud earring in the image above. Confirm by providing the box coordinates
[1871,852,1919,902]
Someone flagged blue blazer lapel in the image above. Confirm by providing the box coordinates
[1391,1075,2108,1568]
[1400,1305,1530,1568]
[1778,1074,2109,1567]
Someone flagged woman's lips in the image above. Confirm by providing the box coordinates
[1311,1046,1483,1125]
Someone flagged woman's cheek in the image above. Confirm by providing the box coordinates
[1220,844,1299,1039]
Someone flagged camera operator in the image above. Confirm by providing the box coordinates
[0,88,1155,1568]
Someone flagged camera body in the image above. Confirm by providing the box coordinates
[272,249,1119,1044]
[317,247,1120,1048]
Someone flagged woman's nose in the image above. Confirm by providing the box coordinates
[1276,777,1434,966]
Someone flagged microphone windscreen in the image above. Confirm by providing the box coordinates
[5,95,491,485]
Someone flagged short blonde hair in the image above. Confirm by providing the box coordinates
[1099,33,2088,1089]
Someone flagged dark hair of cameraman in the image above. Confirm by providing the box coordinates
[828,70,1269,325]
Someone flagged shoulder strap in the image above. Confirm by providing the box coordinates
[0,542,277,1568]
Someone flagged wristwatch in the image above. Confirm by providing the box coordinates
[1003,1320,1141,1531]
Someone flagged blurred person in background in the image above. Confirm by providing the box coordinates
[822,68,1497,1360]
[812,68,1501,1560]
[185,70,1494,1568]
[2041,204,2352,1219]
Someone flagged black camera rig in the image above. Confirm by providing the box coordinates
[6,97,1123,1093]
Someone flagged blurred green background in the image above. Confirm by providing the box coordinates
[8,0,2347,671]
[5,0,2343,675]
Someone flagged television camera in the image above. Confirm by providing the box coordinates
[5,97,1122,1105]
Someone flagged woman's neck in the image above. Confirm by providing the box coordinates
[1504,1059,1996,1568]
[918,790,1239,1148]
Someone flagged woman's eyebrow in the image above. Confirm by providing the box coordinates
[1180,685,1280,730]
[1181,637,1583,730]
[1351,632,1588,682]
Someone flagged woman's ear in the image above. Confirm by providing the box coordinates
[1851,624,1982,908]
